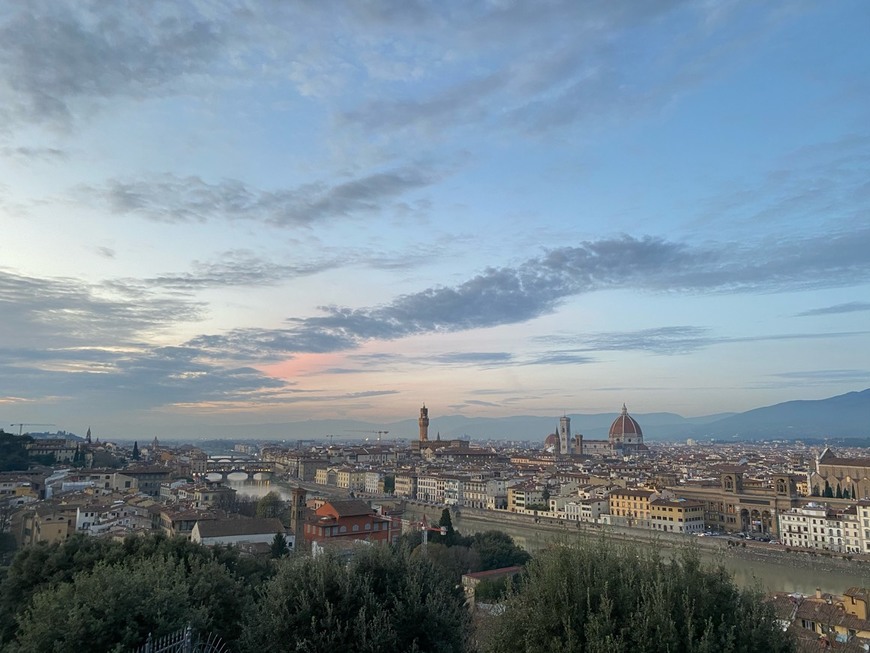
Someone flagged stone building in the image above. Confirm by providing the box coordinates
[808,448,870,500]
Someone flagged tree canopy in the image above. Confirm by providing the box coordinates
[0,534,269,650]
[241,544,471,653]
[0,431,33,472]
[481,537,794,653]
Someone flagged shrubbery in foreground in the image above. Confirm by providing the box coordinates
[481,537,794,653]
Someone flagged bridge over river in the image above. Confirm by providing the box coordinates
[204,456,274,480]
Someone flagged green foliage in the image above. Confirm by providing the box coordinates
[241,545,471,653]
[13,556,208,653]
[383,475,395,494]
[256,491,285,519]
[132,441,140,460]
[270,532,289,559]
[417,542,480,582]
[474,574,520,603]
[823,480,834,498]
[482,537,794,653]
[0,432,33,472]
[438,508,457,545]
[471,530,531,571]
[0,533,272,650]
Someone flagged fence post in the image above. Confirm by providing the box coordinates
[183,624,193,653]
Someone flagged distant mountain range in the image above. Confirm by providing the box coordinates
[164,388,870,443]
[24,389,869,443]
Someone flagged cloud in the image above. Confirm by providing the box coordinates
[0,343,292,410]
[432,352,513,365]
[131,250,338,291]
[694,134,870,236]
[0,267,202,350]
[463,399,501,408]
[537,327,715,355]
[0,0,803,144]
[525,352,598,366]
[0,146,67,162]
[78,166,439,228]
[771,369,870,383]
[188,228,870,358]
[796,302,870,317]
[537,327,869,357]
[0,1,228,128]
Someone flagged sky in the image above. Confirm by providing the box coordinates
[1,1,869,439]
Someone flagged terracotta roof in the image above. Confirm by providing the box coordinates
[321,499,374,518]
[463,566,523,581]
[795,598,870,633]
[609,404,643,438]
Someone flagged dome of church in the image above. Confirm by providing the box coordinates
[544,432,559,449]
[609,404,642,441]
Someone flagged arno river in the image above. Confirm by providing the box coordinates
[227,477,869,596]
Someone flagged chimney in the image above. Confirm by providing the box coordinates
[816,588,822,599]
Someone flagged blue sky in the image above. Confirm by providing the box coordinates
[1,1,868,438]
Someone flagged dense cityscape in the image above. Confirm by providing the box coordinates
[3,402,870,650]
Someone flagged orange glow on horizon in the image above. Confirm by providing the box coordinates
[258,353,347,379]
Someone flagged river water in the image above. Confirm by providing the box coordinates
[227,478,867,596]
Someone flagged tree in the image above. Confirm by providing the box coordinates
[0,533,269,649]
[241,545,471,653]
[417,542,480,583]
[269,532,289,559]
[0,431,33,472]
[835,484,843,499]
[11,555,246,653]
[471,530,530,571]
[256,491,284,519]
[542,486,551,504]
[482,537,794,653]
[823,480,834,498]
[132,441,140,460]
[438,508,456,545]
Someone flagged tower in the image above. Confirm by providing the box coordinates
[558,416,570,456]
[418,404,430,442]
[85,427,92,445]
[289,486,307,550]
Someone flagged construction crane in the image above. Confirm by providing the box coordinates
[9,423,55,436]
[345,429,390,442]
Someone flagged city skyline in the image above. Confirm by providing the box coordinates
[1,2,869,436]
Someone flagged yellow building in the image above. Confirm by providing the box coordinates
[792,588,870,646]
[27,504,72,545]
[608,488,655,524]
[650,498,705,534]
